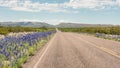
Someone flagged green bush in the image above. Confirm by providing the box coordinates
[59,26,120,35]
[0,26,55,35]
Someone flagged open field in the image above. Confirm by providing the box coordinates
[0,26,56,68]
[59,26,120,35]
[0,26,55,35]
[1,27,120,68]
[59,27,120,41]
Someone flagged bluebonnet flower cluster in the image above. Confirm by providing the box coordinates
[0,30,56,67]
[95,33,120,41]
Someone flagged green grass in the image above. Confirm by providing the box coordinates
[59,26,120,35]
[0,26,55,35]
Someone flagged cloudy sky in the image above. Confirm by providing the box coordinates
[0,0,120,25]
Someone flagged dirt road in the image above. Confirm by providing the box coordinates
[23,31,120,68]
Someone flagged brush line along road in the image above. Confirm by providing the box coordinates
[23,31,120,68]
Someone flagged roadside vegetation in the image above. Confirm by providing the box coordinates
[59,26,120,41]
[0,26,55,35]
[59,26,120,35]
[0,26,56,68]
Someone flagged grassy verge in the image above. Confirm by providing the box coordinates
[2,34,54,68]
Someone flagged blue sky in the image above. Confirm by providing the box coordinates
[0,0,120,25]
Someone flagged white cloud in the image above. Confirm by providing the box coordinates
[116,0,120,6]
[15,19,73,25]
[0,0,68,12]
[0,0,120,12]
[17,19,41,22]
[65,0,118,9]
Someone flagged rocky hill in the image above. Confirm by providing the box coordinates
[0,22,54,27]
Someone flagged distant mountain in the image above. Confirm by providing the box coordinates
[0,22,54,27]
[0,22,115,28]
[56,23,113,28]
